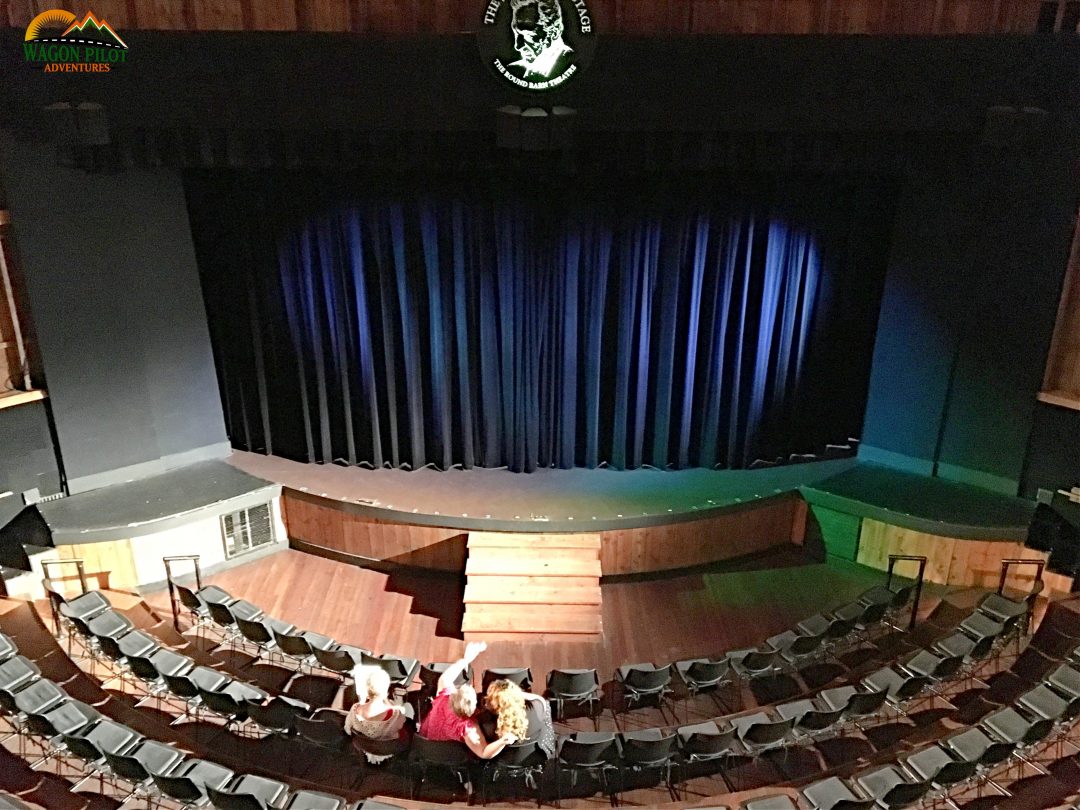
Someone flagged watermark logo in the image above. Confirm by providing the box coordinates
[23,9,128,73]
[478,0,595,91]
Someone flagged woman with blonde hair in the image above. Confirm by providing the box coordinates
[419,641,517,759]
[484,679,556,759]
[345,665,414,764]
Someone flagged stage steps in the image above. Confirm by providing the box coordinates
[463,532,603,642]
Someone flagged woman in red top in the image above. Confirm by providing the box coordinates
[420,641,516,759]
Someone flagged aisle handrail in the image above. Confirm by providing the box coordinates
[886,554,927,630]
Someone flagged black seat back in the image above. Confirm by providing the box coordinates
[845,688,888,717]
[880,779,931,808]
[314,647,355,674]
[176,584,204,613]
[686,659,728,684]
[482,667,531,692]
[741,717,793,747]
[274,630,313,659]
[625,665,672,692]
[236,617,272,646]
[620,732,675,766]
[206,785,268,810]
[548,668,599,699]
[410,735,473,766]
[296,715,349,751]
[207,601,237,628]
[153,773,204,803]
[558,733,618,766]
[678,723,736,758]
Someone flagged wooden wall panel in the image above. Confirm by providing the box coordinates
[1041,212,1080,408]
[283,490,802,575]
[0,0,1047,33]
[252,0,299,30]
[284,491,468,570]
[857,518,1071,596]
[54,540,139,592]
[132,0,188,30]
[599,497,799,574]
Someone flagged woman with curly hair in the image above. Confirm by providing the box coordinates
[483,679,556,759]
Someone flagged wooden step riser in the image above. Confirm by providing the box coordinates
[464,582,602,605]
[466,547,599,562]
[466,558,602,577]
[467,532,602,550]
[462,609,602,634]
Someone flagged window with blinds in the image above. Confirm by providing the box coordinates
[221,503,276,559]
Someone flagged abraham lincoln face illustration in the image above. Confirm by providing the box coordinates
[509,0,573,78]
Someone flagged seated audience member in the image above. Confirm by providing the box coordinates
[483,679,556,759]
[419,641,516,759]
[346,666,414,763]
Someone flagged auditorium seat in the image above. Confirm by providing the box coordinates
[0,632,16,663]
[295,713,350,753]
[940,726,1015,769]
[1048,663,1080,699]
[554,731,620,805]
[675,720,738,780]
[852,764,932,808]
[313,645,364,679]
[408,736,474,802]
[859,666,929,708]
[360,652,420,690]
[547,668,602,728]
[775,699,843,741]
[898,649,963,684]
[819,685,888,724]
[152,759,236,807]
[235,616,289,663]
[1017,682,1077,722]
[273,629,318,669]
[616,728,677,798]
[727,647,781,681]
[896,744,977,792]
[104,739,187,799]
[244,696,312,736]
[284,789,348,810]
[176,583,216,633]
[481,666,532,692]
[58,591,111,624]
[981,706,1055,751]
[733,712,793,755]
[208,774,291,810]
[63,719,143,789]
[800,775,875,809]
[615,662,673,715]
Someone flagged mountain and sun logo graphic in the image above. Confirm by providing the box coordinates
[23,9,128,72]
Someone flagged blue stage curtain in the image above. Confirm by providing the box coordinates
[262,195,826,472]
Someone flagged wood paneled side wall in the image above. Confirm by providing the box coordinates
[283,492,469,571]
[598,497,800,575]
[282,490,802,575]
[0,0,1041,34]
[1040,211,1080,412]
[857,518,1073,596]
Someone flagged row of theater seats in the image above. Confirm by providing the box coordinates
[93,576,1038,806]
[176,579,927,729]
[744,640,1080,810]
[0,624,405,810]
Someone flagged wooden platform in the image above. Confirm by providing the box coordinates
[462,532,603,641]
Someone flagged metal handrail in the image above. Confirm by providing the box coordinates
[162,555,202,631]
[887,554,928,630]
[998,558,1045,596]
[40,559,88,595]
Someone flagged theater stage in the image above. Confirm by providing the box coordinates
[228,450,1035,538]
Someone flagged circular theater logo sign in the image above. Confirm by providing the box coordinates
[478,0,595,91]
